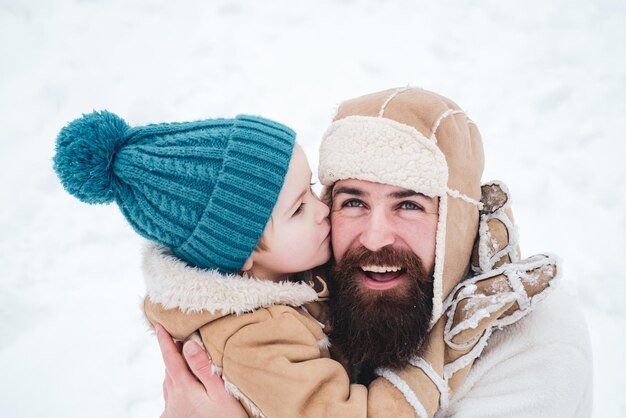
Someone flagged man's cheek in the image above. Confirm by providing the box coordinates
[330,229,347,262]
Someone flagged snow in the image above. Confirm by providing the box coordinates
[1,0,624,416]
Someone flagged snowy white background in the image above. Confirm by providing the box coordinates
[1,0,624,416]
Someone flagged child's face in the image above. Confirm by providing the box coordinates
[247,144,331,282]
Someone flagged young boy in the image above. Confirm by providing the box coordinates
[53,110,353,412]
[54,111,558,418]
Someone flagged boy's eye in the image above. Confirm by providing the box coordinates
[293,202,305,216]
[399,201,425,211]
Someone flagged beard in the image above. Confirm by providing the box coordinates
[329,246,434,380]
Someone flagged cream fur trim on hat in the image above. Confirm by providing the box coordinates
[319,116,449,197]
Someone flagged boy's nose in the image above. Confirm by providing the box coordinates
[315,199,330,223]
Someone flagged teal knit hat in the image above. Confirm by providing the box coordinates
[53,111,296,273]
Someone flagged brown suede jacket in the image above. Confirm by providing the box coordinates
[143,243,374,417]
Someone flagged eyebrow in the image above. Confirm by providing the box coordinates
[388,190,430,200]
[333,187,429,200]
[333,186,365,197]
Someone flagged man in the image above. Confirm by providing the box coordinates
[157,87,593,417]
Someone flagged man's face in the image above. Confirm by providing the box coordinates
[331,179,439,283]
[328,179,439,376]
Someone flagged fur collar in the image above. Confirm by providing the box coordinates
[142,243,319,314]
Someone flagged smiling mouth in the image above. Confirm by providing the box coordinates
[360,265,407,289]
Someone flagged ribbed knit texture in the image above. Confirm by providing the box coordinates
[54,112,295,273]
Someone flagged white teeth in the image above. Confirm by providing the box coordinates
[361,265,402,273]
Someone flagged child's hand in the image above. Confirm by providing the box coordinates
[470,181,521,274]
[156,324,246,418]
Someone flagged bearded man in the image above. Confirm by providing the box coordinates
[156,87,593,417]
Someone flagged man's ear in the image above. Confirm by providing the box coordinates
[241,256,254,272]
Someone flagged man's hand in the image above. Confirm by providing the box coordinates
[155,324,246,418]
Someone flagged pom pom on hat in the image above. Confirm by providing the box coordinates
[53,110,130,204]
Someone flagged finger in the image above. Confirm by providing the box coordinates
[163,370,173,402]
[450,293,517,347]
[155,324,194,385]
[520,256,556,297]
[164,369,173,387]
[183,340,227,396]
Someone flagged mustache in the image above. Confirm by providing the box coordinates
[331,246,432,289]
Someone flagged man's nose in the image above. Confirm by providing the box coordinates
[359,210,395,252]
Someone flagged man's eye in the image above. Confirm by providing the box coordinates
[400,201,423,210]
[343,199,364,208]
